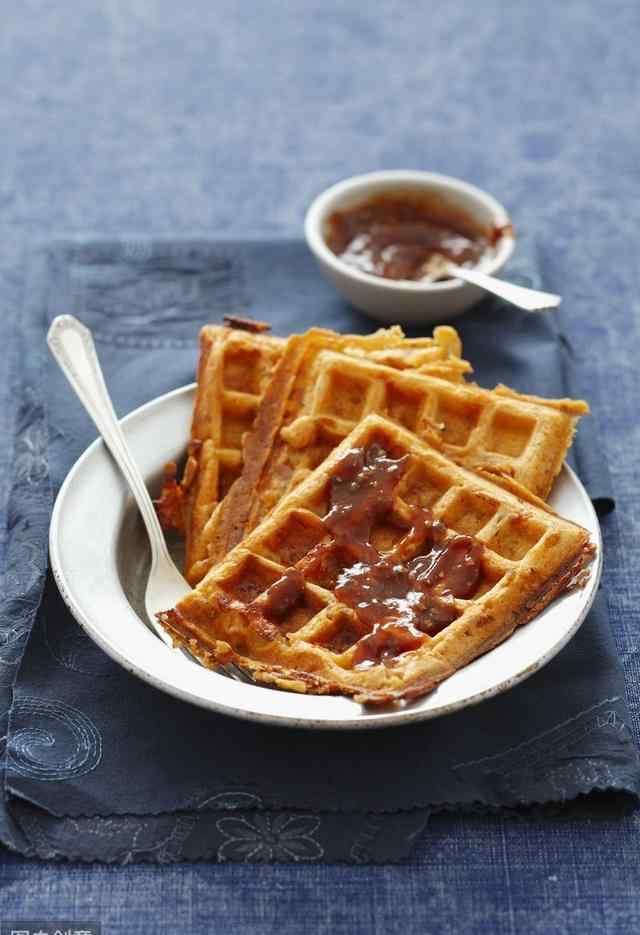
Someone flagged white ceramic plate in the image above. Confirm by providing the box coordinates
[50,384,602,730]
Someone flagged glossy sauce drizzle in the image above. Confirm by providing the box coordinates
[259,569,305,620]
[256,442,483,668]
[324,443,483,667]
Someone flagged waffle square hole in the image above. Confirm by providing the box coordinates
[398,462,452,509]
[488,408,535,458]
[220,406,256,449]
[436,393,483,446]
[370,516,409,553]
[365,430,408,462]
[304,425,344,471]
[440,490,500,536]
[260,510,328,566]
[486,515,547,561]
[464,559,506,600]
[218,555,282,603]
[304,544,355,591]
[223,346,263,395]
[259,582,327,635]
[319,371,370,422]
[314,611,369,655]
[385,384,429,432]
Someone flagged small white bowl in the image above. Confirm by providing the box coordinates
[304,170,515,325]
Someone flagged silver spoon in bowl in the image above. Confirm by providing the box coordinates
[421,255,561,312]
[47,314,250,682]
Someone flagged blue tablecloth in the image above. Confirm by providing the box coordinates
[1,1,639,931]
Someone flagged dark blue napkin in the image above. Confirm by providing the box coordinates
[1,237,636,864]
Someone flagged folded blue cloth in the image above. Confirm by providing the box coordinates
[1,236,635,864]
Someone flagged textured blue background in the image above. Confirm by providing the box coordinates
[1,0,639,931]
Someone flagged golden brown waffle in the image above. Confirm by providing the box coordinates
[190,337,588,583]
[158,321,469,581]
[156,323,283,572]
[159,415,594,705]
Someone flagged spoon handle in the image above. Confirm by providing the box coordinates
[47,314,169,562]
[449,265,562,312]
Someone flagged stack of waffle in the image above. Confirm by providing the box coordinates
[157,317,594,705]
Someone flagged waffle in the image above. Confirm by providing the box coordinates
[157,320,469,581]
[155,322,283,571]
[190,336,588,583]
[158,415,594,705]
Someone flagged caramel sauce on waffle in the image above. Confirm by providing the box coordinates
[259,568,305,620]
[325,443,407,558]
[260,442,483,668]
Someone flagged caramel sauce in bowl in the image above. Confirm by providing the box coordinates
[304,170,515,324]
